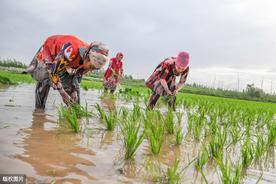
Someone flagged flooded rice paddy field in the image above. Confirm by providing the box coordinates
[0,84,275,183]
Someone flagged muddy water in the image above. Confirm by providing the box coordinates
[0,85,275,183]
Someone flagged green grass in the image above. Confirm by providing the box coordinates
[0,70,34,84]
[81,79,103,90]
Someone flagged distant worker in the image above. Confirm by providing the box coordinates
[25,35,109,110]
[103,52,124,93]
[146,51,190,110]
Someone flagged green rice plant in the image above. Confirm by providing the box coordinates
[175,124,184,145]
[195,147,208,171]
[58,106,80,133]
[71,103,91,118]
[255,133,266,160]
[166,159,182,184]
[267,121,276,147]
[83,84,89,91]
[165,108,175,134]
[218,107,227,123]
[241,139,254,169]
[193,119,202,141]
[230,126,241,145]
[145,111,165,155]
[119,115,144,160]
[187,112,194,133]
[132,103,142,122]
[103,110,117,131]
[209,112,218,136]
[119,107,129,121]
[95,103,105,120]
[192,112,207,141]
[243,112,256,137]
[218,158,242,184]
[176,112,183,125]
[208,130,225,160]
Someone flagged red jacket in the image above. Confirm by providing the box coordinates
[104,58,123,82]
[36,35,88,69]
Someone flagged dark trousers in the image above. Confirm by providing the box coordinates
[147,92,176,110]
[35,80,51,109]
[35,73,82,110]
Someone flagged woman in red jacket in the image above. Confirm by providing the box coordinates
[26,35,109,110]
[103,52,124,93]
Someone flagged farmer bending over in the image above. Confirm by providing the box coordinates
[25,35,109,110]
[103,52,124,93]
[146,51,189,110]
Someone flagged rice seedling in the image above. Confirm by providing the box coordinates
[254,133,266,160]
[209,112,218,136]
[165,108,175,134]
[166,158,183,184]
[131,103,143,122]
[71,103,91,118]
[195,147,208,171]
[267,121,276,147]
[194,113,208,141]
[218,158,242,184]
[229,126,241,145]
[145,111,165,155]
[176,112,183,125]
[58,105,81,133]
[119,114,144,160]
[187,112,195,133]
[95,103,105,120]
[103,110,117,131]
[208,131,225,160]
[193,119,203,141]
[241,139,254,169]
[175,124,184,145]
[119,106,129,121]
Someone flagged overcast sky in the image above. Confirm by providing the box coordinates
[1,0,276,92]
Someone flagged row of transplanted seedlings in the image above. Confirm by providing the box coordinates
[58,103,92,133]
[95,102,190,183]
[177,95,276,183]
[114,90,276,183]
[57,91,276,183]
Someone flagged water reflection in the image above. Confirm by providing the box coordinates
[100,95,116,111]
[15,111,96,183]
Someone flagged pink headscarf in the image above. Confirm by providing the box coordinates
[175,51,189,69]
